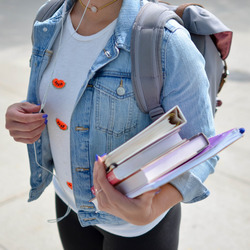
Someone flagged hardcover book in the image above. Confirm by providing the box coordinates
[115,133,209,194]
[104,106,186,170]
[89,105,245,206]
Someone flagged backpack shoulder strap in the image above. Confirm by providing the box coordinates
[35,0,64,22]
[131,2,182,121]
[32,0,64,43]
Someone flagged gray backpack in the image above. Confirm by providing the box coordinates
[33,0,233,120]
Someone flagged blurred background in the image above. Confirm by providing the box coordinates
[0,0,249,249]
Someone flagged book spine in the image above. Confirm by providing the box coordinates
[91,186,96,196]
[106,171,121,185]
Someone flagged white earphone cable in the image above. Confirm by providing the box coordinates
[39,0,91,113]
[35,0,92,223]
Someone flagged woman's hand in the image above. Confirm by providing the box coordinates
[5,102,47,144]
[93,155,183,225]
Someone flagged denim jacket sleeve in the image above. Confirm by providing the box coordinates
[160,20,218,203]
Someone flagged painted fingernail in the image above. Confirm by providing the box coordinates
[42,114,48,119]
[101,153,107,157]
[95,154,99,161]
[44,118,48,125]
[155,189,161,195]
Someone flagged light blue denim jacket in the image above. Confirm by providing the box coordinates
[27,0,218,226]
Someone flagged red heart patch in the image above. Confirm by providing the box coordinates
[56,118,68,131]
[52,78,66,89]
[67,182,73,190]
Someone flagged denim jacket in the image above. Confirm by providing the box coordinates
[26,0,217,227]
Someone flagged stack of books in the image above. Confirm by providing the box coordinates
[91,106,245,200]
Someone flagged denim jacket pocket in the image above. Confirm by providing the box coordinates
[93,73,140,137]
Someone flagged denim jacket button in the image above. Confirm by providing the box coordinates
[75,167,89,172]
[75,126,89,131]
[43,27,48,32]
[117,86,125,96]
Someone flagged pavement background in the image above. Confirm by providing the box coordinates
[0,0,249,249]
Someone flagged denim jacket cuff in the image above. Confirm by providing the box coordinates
[170,171,210,203]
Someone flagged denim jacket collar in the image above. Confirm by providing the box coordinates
[33,0,144,53]
[114,0,143,51]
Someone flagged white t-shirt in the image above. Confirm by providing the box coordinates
[40,13,117,209]
[39,13,168,237]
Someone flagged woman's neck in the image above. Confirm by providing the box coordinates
[70,0,122,36]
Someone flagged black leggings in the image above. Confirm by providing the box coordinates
[56,195,181,250]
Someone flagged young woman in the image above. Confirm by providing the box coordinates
[5,0,217,249]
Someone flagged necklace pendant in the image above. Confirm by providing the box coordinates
[90,5,98,13]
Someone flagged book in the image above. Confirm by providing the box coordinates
[124,128,245,198]
[104,106,186,170]
[107,128,184,185]
[115,133,209,194]
[90,127,244,207]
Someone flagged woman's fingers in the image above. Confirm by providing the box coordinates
[92,156,163,225]
[6,102,42,123]
[95,156,123,198]
[93,156,123,210]
[8,118,46,133]
[5,102,47,144]
[10,122,46,144]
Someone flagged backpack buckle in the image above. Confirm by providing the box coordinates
[149,106,165,121]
